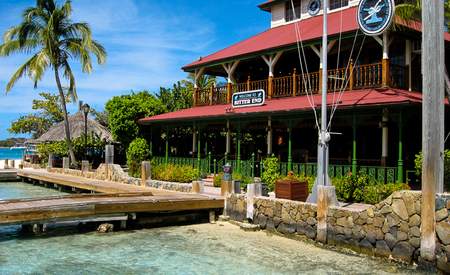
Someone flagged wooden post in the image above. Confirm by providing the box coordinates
[209,85,214,105]
[81,160,89,173]
[247,75,251,91]
[382,32,390,87]
[317,185,337,243]
[48,154,54,168]
[141,161,151,187]
[421,0,444,261]
[268,76,273,99]
[193,87,198,106]
[227,82,232,103]
[349,59,354,91]
[292,68,297,96]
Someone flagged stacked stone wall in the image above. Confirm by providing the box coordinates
[226,191,450,271]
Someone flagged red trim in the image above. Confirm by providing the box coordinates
[183,6,450,71]
[139,89,422,124]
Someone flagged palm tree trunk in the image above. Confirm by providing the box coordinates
[54,67,77,166]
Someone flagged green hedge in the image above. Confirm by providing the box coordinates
[415,150,450,191]
[152,164,198,183]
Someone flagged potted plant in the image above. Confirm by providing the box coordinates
[275,171,308,201]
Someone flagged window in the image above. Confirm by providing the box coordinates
[329,0,348,10]
[286,0,302,22]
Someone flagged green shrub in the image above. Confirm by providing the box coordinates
[415,150,450,191]
[126,138,150,177]
[333,172,373,202]
[261,155,280,191]
[363,183,410,204]
[152,164,198,183]
[213,173,223,187]
[232,172,252,189]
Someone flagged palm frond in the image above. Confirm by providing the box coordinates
[5,54,38,92]
[62,60,77,101]
[0,39,39,56]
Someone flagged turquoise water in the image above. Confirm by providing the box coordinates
[0,182,425,274]
[0,147,25,160]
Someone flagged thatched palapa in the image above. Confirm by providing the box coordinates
[36,112,114,143]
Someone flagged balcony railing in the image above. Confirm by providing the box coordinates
[193,61,403,106]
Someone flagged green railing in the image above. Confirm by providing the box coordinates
[153,156,397,183]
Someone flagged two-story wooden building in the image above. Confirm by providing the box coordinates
[140,0,450,185]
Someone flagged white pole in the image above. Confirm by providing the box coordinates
[421,0,444,261]
[320,0,329,187]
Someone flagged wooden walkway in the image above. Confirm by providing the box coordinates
[2,169,224,226]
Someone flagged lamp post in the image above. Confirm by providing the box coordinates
[82,103,90,160]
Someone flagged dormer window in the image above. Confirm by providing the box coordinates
[329,0,349,10]
[286,0,301,22]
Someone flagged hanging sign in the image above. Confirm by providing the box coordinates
[232,90,265,108]
[357,0,395,36]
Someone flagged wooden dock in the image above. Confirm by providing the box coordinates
[0,169,18,181]
[2,169,224,227]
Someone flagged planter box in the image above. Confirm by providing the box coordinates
[275,179,308,201]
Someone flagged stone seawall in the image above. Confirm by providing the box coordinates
[47,164,193,193]
[226,191,450,271]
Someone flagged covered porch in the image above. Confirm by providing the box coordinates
[140,89,424,185]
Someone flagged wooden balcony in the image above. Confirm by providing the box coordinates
[193,62,407,107]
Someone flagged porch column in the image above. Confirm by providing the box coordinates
[222,61,240,103]
[311,41,336,93]
[192,125,197,155]
[382,32,390,87]
[397,111,404,183]
[197,129,201,171]
[237,124,241,173]
[165,128,169,165]
[352,114,357,175]
[287,121,293,171]
[262,52,283,99]
[193,68,205,106]
[267,117,273,155]
[226,120,231,154]
[381,109,389,166]
[405,40,412,91]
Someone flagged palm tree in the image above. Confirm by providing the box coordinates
[183,73,216,92]
[0,0,106,165]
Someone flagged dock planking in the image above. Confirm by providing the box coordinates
[3,169,224,226]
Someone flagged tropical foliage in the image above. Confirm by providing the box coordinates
[126,138,151,178]
[36,134,107,165]
[261,155,281,191]
[414,150,450,191]
[9,92,71,138]
[0,0,106,164]
[395,0,450,32]
[105,91,166,148]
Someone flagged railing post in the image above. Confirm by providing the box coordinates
[349,59,354,91]
[268,75,273,99]
[247,75,251,91]
[193,87,198,106]
[318,69,323,94]
[251,153,255,178]
[292,68,297,96]
[227,82,232,103]
[382,58,390,87]
[288,122,293,172]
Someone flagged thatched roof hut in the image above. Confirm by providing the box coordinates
[36,112,114,143]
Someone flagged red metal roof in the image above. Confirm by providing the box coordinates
[183,7,450,71]
[139,89,422,124]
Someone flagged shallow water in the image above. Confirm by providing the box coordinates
[0,182,425,274]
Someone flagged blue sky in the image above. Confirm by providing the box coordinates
[0,0,269,140]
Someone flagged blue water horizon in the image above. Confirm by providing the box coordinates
[0,147,25,160]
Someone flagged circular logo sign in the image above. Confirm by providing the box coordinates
[357,0,395,36]
[307,0,321,16]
